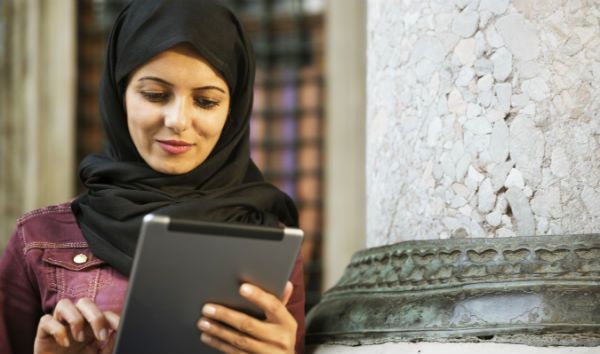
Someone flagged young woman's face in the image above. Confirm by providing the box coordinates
[125,44,230,175]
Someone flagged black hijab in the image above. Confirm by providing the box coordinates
[71,0,298,276]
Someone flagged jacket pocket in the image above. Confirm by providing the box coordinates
[42,248,113,299]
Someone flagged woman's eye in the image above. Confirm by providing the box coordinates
[141,91,170,102]
[194,98,219,109]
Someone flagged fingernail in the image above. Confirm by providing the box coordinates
[201,333,212,343]
[240,284,253,295]
[99,328,108,341]
[203,305,216,315]
[77,331,85,342]
[199,319,211,330]
[62,337,70,347]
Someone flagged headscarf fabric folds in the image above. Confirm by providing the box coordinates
[71,0,298,276]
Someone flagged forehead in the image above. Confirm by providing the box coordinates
[129,44,228,89]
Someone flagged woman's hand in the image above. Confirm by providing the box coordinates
[198,281,297,354]
[34,298,120,354]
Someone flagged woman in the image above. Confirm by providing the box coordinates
[0,1,305,353]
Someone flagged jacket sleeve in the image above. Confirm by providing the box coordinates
[0,226,43,354]
[286,252,305,354]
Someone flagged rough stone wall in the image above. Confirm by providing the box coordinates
[367,0,600,246]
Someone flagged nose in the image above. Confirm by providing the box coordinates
[164,96,191,133]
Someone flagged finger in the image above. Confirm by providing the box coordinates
[100,317,119,354]
[198,317,276,353]
[201,333,249,354]
[101,335,118,354]
[104,311,120,331]
[201,304,272,342]
[239,283,292,324]
[282,282,293,306]
[37,314,70,347]
[53,298,86,342]
[75,298,110,342]
[101,334,117,354]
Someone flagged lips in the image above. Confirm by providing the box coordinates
[156,139,194,155]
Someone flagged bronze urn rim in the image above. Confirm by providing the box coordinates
[306,234,600,347]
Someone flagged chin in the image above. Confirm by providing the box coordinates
[151,162,195,175]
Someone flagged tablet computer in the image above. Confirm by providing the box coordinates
[112,214,304,354]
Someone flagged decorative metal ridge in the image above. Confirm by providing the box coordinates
[306,234,600,347]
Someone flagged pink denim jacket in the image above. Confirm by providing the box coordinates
[0,202,305,354]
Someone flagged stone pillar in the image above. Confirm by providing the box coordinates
[323,0,367,290]
[367,0,600,245]
[0,0,76,250]
[307,0,600,352]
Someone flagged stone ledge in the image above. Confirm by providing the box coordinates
[308,342,600,354]
[306,234,600,347]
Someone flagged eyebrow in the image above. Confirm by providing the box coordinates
[138,76,226,94]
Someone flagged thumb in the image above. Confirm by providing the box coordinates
[282,281,293,306]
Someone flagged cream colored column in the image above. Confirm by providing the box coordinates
[323,0,367,290]
[367,0,600,246]
[0,0,76,250]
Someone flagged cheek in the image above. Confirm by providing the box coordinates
[194,109,229,138]
[126,96,162,135]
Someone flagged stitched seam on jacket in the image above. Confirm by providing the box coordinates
[44,257,103,270]
[56,267,65,299]
[24,242,89,253]
[16,203,72,225]
[88,269,101,299]
[18,225,27,255]
[16,225,40,294]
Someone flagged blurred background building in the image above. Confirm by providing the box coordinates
[0,0,366,314]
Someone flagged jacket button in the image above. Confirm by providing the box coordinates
[73,254,88,264]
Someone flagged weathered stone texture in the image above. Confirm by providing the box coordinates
[367,0,600,246]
